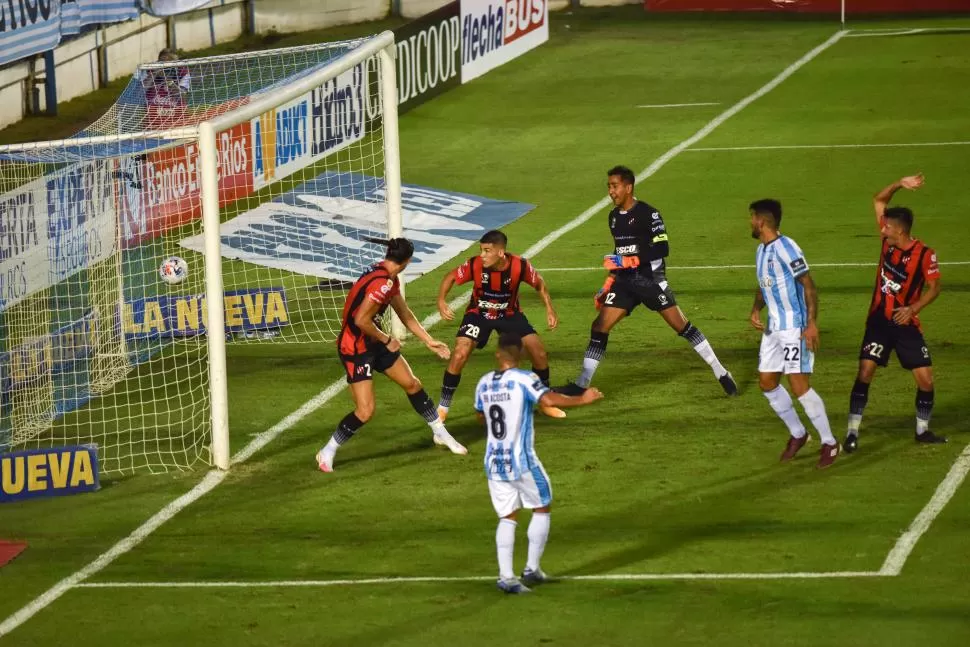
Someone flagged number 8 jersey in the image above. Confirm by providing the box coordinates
[474,368,550,481]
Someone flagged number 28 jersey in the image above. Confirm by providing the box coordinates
[474,368,549,481]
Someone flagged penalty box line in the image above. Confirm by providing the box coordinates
[77,571,885,589]
[686,141,970,152]
[1,29,849,639]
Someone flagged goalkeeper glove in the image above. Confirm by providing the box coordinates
[603,254,640,270]
[594,276,615,310]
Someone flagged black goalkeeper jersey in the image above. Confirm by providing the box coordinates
[608,200,670,283]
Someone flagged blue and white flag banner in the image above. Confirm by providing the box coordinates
[1,1,140,67]
[78,0,139,26]
[0,1,62,66]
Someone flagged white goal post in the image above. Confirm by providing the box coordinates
[199,32,403,470]
[0,32,403,474]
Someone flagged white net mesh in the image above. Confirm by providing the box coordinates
[0,36,393,473]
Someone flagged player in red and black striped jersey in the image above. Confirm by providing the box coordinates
[844,174,945,453]
[436,230,563,420]
[316,238,468,473]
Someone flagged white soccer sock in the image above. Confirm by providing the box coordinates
[916,418,930,435]
[496,518,517,580]
[847,414,862,435]
[798,389,836,446]
[693,340,727,377]
[764,386,807,438]
[526,512,550,573]
[324,437,340,453]
[577,358,599,388]
[430,418,447,435]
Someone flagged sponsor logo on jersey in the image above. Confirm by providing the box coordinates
[615,244,638,255]
[478,299,510,310]
[880,270,902,294]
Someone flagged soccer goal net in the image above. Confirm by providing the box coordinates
[0,32,402,473]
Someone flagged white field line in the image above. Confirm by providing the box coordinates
[637,102,721,108]
[846,27,970,38]
[880,442,970,576]
[539,261,970,272]
[75,571,883,589]
[0,30,846,639]
[687,141,970,152]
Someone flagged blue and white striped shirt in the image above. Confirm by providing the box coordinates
[756,235,810,332]
[474,368,549,482]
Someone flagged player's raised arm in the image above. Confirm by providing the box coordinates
[797,272,820,351]
[874,174,924,226]
[390,293,450,359]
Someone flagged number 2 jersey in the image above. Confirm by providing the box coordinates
[869,222,940,331]
[474,368,550,481]
[453,254,541,320]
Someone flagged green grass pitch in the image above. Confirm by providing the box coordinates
[2,7,970,646]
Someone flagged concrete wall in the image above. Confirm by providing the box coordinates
[253,0,638,32]
[254,0,387,34]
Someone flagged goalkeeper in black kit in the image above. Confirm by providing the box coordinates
[556,166,738,396]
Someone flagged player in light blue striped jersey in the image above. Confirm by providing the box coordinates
[749,199,839,469]
[474,332,603,594]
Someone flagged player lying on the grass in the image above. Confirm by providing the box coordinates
[749,200,839,469]
[556,165,738,397]
[437,230,565,420]
[316,238,467,473]
[475,332,604,594]
[844,173,945,453]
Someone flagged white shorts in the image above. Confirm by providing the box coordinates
[487,463,553,518]
[759,327,814,374]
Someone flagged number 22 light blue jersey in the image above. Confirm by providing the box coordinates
[756,235,810,332]
[474,368,549,481]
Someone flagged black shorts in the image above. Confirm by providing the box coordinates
[604,273,677,314]
[859,314,932,370]
[340,343,401,384]
[456,311,537,349]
